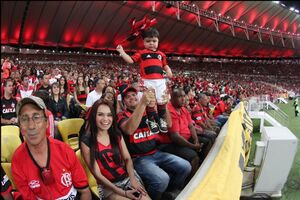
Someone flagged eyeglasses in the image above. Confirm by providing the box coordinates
[19,114,46,126]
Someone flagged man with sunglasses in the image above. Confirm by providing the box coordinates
[11,96,91,199]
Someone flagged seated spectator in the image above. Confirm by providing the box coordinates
[85,78,105,108]
[213,95,231,126]
[192,93,220,134]
[74,75,89,105]
[102,85,122,114]
[16,74,35,101]
[81,100,150,200]
[49,82,69,121]
[58,75,69,98]
[11,96,91,199]
[33,91,55,138]
[1,78,18,126]
[167,88,213,162]
[118,86,191,200]
[37,74,51,94]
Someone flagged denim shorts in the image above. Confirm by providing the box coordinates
[98,171,143,199]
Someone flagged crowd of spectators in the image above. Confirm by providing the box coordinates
[1,52,298,199]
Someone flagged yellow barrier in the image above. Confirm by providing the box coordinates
[187,102,253,200]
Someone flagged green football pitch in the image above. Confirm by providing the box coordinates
[249,100,300,200]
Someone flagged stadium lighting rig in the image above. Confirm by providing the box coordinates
[161,1,299,48]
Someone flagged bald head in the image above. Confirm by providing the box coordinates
[171,88,186,108]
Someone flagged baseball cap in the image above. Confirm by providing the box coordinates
[121,86,137,100]
[16,96,47,117]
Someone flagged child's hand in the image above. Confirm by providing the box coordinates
[116,45,124,53]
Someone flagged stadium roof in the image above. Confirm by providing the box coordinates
[1,1,299,58]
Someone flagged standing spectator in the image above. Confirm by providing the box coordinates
[117,27,173,134]
[11,96,92,199]
[117,86,191,200]
[1,78,18,125]
[81,100,150,200]
[85,78,105,108]
[294,98,299,117]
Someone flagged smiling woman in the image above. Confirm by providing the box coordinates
[80,99,151,200]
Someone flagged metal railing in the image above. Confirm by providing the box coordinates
[247,96,289,127]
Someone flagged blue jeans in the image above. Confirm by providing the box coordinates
[133,151,191,200]
[215,114,228,126]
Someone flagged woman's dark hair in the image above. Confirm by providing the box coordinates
[59,76,68,96]
[50,82,61,98]
[87,99,122,169]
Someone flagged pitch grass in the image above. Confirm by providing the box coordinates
[248,100,300,200]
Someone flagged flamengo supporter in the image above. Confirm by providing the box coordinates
[81,100,151,200]
[11,96,92,199]
[1,78,17,125]
[15,74,34,101]
[117,86,191,200]
[36,74,51,94]
[117,27,173,135]
[85,78,106,108]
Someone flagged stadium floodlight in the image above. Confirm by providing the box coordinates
[281,3,286,7]
[272,1,280,4]
[295,9,299,13]
[290,7,295,11]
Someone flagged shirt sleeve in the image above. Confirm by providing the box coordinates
[85,93,93,107]
[117,112,129,130]
[64,145,89,189]
[162,52,167,67]
[130,51,141,63]
[168,112,180,133]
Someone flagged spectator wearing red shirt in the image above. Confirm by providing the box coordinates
[12,96,91,199]
[213,95,230,126]
[159,88,212,178]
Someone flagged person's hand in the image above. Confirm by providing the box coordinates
[116,45,124,54]
[193,142,202,152]
[10,117,18,124]
[125,188,142,200]
[130,179,147,196]
[141,88,156,106]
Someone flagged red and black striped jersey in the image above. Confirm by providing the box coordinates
[81,134,128,183]
[131,49,167,79]
[117,110,157,157]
